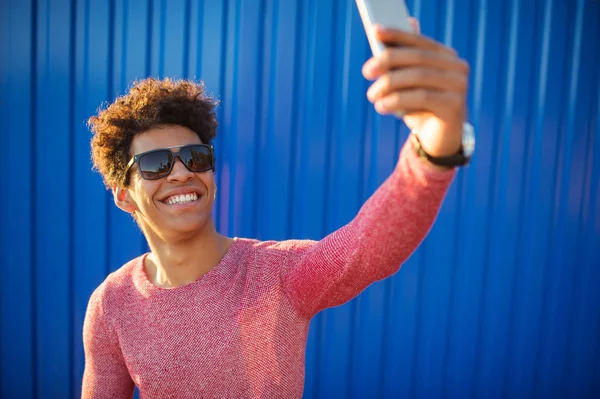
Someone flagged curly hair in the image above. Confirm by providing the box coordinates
[88,77,219,188]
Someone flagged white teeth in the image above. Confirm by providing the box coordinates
[166,193,199,205]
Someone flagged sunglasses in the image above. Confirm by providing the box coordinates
[125,144,215,182]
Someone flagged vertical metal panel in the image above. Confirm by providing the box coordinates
[1,1,37,398]
[72,0,112,396]
[1,0,599,398]
[34,0,74,396]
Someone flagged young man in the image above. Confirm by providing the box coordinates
[82,20,473,398]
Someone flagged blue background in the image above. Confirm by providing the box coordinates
[1,0,599,398]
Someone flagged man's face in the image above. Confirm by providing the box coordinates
[114,125,216,240]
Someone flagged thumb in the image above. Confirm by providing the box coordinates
[408,17,420,34]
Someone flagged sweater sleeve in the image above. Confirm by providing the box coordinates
[280,139,456,318]
[81,285,135,399]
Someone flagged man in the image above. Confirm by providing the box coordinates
[82,19,473,398]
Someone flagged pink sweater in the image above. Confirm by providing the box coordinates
[82,141,455,398]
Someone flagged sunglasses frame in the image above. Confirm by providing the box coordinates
[124,143,215,183]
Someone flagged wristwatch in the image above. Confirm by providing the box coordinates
[411,122,476,168]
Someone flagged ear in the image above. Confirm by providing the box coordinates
[112,186,137,213]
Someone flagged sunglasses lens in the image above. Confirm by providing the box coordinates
[138,150,173,179]
[180,145,213,172]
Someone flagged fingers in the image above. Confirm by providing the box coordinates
[367,68,468,102]
[373,89,464,121]
[372,25,456,56]
[361,19,470,132]
[362,48,469,80]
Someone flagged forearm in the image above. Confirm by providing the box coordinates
[344,139,456,276]
[283,139,455,316]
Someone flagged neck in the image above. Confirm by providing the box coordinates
[144,222,234,288]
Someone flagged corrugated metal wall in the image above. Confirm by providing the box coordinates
[1,0,599,397]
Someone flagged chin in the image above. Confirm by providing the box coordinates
[166,216,210,236]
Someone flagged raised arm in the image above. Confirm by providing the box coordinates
[82,287,134,399]
[280,18,471,318]
[281,140,455,317]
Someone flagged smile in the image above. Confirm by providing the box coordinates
[164,193,199,205]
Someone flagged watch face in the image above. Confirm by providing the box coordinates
[462,122,476,158]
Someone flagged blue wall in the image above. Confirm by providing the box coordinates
[1,0,599,398]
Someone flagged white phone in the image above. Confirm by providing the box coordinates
[356,0,412,117]
[355,0,412,57]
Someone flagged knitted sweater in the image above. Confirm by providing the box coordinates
[81,141,455,398]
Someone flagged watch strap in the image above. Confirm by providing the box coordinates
[410,132,470,168]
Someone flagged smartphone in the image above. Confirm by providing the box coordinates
[355,0,412,57]
[356,0,412,117]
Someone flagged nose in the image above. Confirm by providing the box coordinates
[166,157,194,182]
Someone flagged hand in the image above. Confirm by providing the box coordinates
[362,18,470,158]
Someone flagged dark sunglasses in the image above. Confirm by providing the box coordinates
[125,144,215,182]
